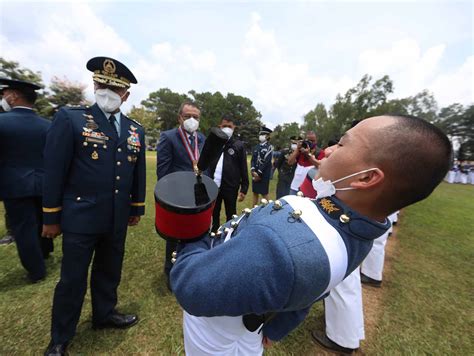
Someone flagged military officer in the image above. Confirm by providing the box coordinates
[274,136,299,198]
[170,115,452,355]
[251,126,273,206]
[42,57,146,356]
[0,78,53,281]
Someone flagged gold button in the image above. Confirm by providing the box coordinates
[297,191,304,197]
[93,144,98,148]
[118,148,122,152]
[210,232,216,238]
[260,198,268,205]
[224,227,230,234]
[232,214,238,219]
[230,221,238,228]
[171,257,176,264]
[171,251,177,258]
[115,189,119,194]
[83,142,88,146]
[242,208,252,215]
[103,145,107,149]
[76,197,81,201]
[116,176,120,180]
[340,214,350,223]
[117,161,121,166]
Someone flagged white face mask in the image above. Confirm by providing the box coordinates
[312,168,378,199]
[1,95,12,112]
[95,88,123,113]
[259,135,267,143]
[221,127,233,138]
[183,117,199,133]
[291,143,297,150]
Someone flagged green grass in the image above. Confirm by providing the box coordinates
[0,153,472,355]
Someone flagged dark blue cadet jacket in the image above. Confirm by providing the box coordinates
[0,107,50,199]
[42,104,146,234]
[171,195,390,341]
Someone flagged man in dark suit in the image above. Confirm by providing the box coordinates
[208,115,248,232]
[0,78,52,281]
[42,57,146,356]
[156,101,205,290]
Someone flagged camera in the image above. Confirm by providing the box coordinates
[301,140,312,149]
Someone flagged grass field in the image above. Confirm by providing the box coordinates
[0,152,472,355]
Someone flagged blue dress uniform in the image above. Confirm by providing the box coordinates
[251,127,273,195]
[171,195,390,345]
[0,83,52,281]
[42,58,146,347]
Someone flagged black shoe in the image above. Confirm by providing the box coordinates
[29,274,46,284]
[360,272,382,287]
[44,340,68,356]
[166,275,172,292]
[311,330,356,355]
[93,312,138,330]
[0,234,14,245]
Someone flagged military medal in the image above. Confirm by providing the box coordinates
[83,114,99,130]
[127,125,141,153]
[178,126,200,168]
[91,151,99,160]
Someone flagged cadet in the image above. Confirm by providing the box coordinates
[171,115,452,355]
[250,126,273,206]
[0,78,53,282]
[42,57,146,356]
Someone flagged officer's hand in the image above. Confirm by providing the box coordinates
[262,336,273,348]
[128,216,141,226]
[238,192,246,202]
[42,224,61,239]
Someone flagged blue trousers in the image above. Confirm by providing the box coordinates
[51,228,127,344]
[3,197,46,280]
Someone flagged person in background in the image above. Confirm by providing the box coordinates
[274,136,299,199]
[250,127,273,206]
[156,100,206,291]
[209,114,249,232]
[0,78,52,280]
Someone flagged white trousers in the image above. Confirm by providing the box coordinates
[325,267,364,349]
[361,229,390,281]
[183,311,263,356]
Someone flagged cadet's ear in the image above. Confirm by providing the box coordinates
[350,168,384,190]
[122,91,130,103]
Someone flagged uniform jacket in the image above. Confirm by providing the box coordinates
[250,141,273,180]
[42,104,146,234]
[0,107,50,199]
[156,127,206,180]
[208,137,249,194]
[171,195,390,341]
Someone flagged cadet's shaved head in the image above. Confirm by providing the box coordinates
[368,114,452,211]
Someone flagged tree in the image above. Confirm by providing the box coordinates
[0,57,50,115]
[271,122,300,150]
[40,76,88,118]
[141,88,189,132]
[128,106,160,144]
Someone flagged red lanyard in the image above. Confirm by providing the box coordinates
[178,126,199,164]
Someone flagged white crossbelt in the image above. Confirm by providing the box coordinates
[283,195,349,297]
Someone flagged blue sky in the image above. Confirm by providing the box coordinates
[1,0,472,127]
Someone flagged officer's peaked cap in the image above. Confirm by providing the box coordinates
[87,56,137,89]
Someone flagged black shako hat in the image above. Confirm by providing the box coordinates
[0,78,42,93]
[259,126,273,135]
[86,56,137,88]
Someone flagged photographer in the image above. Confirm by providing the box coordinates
[287,131,322,194]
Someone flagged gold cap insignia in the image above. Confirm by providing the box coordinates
[103,59,116,74]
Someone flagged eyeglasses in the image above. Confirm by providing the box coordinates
[181,114,200,120]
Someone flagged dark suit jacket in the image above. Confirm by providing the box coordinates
[156,127,206,179]
[0,107,50,199]
[208,137,249,194]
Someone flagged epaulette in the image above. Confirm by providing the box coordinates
[67,105,88,110]
[129,118,143,127]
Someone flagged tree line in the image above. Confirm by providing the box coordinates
[1,57,472,160]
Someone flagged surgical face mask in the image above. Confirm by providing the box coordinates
[291,143,297,150]
[221,127,233,138]
[1,96,12,112]
[259,135,267,143]
[95,88,123,113]
[183,117,199,133]
[312,168,378,199]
